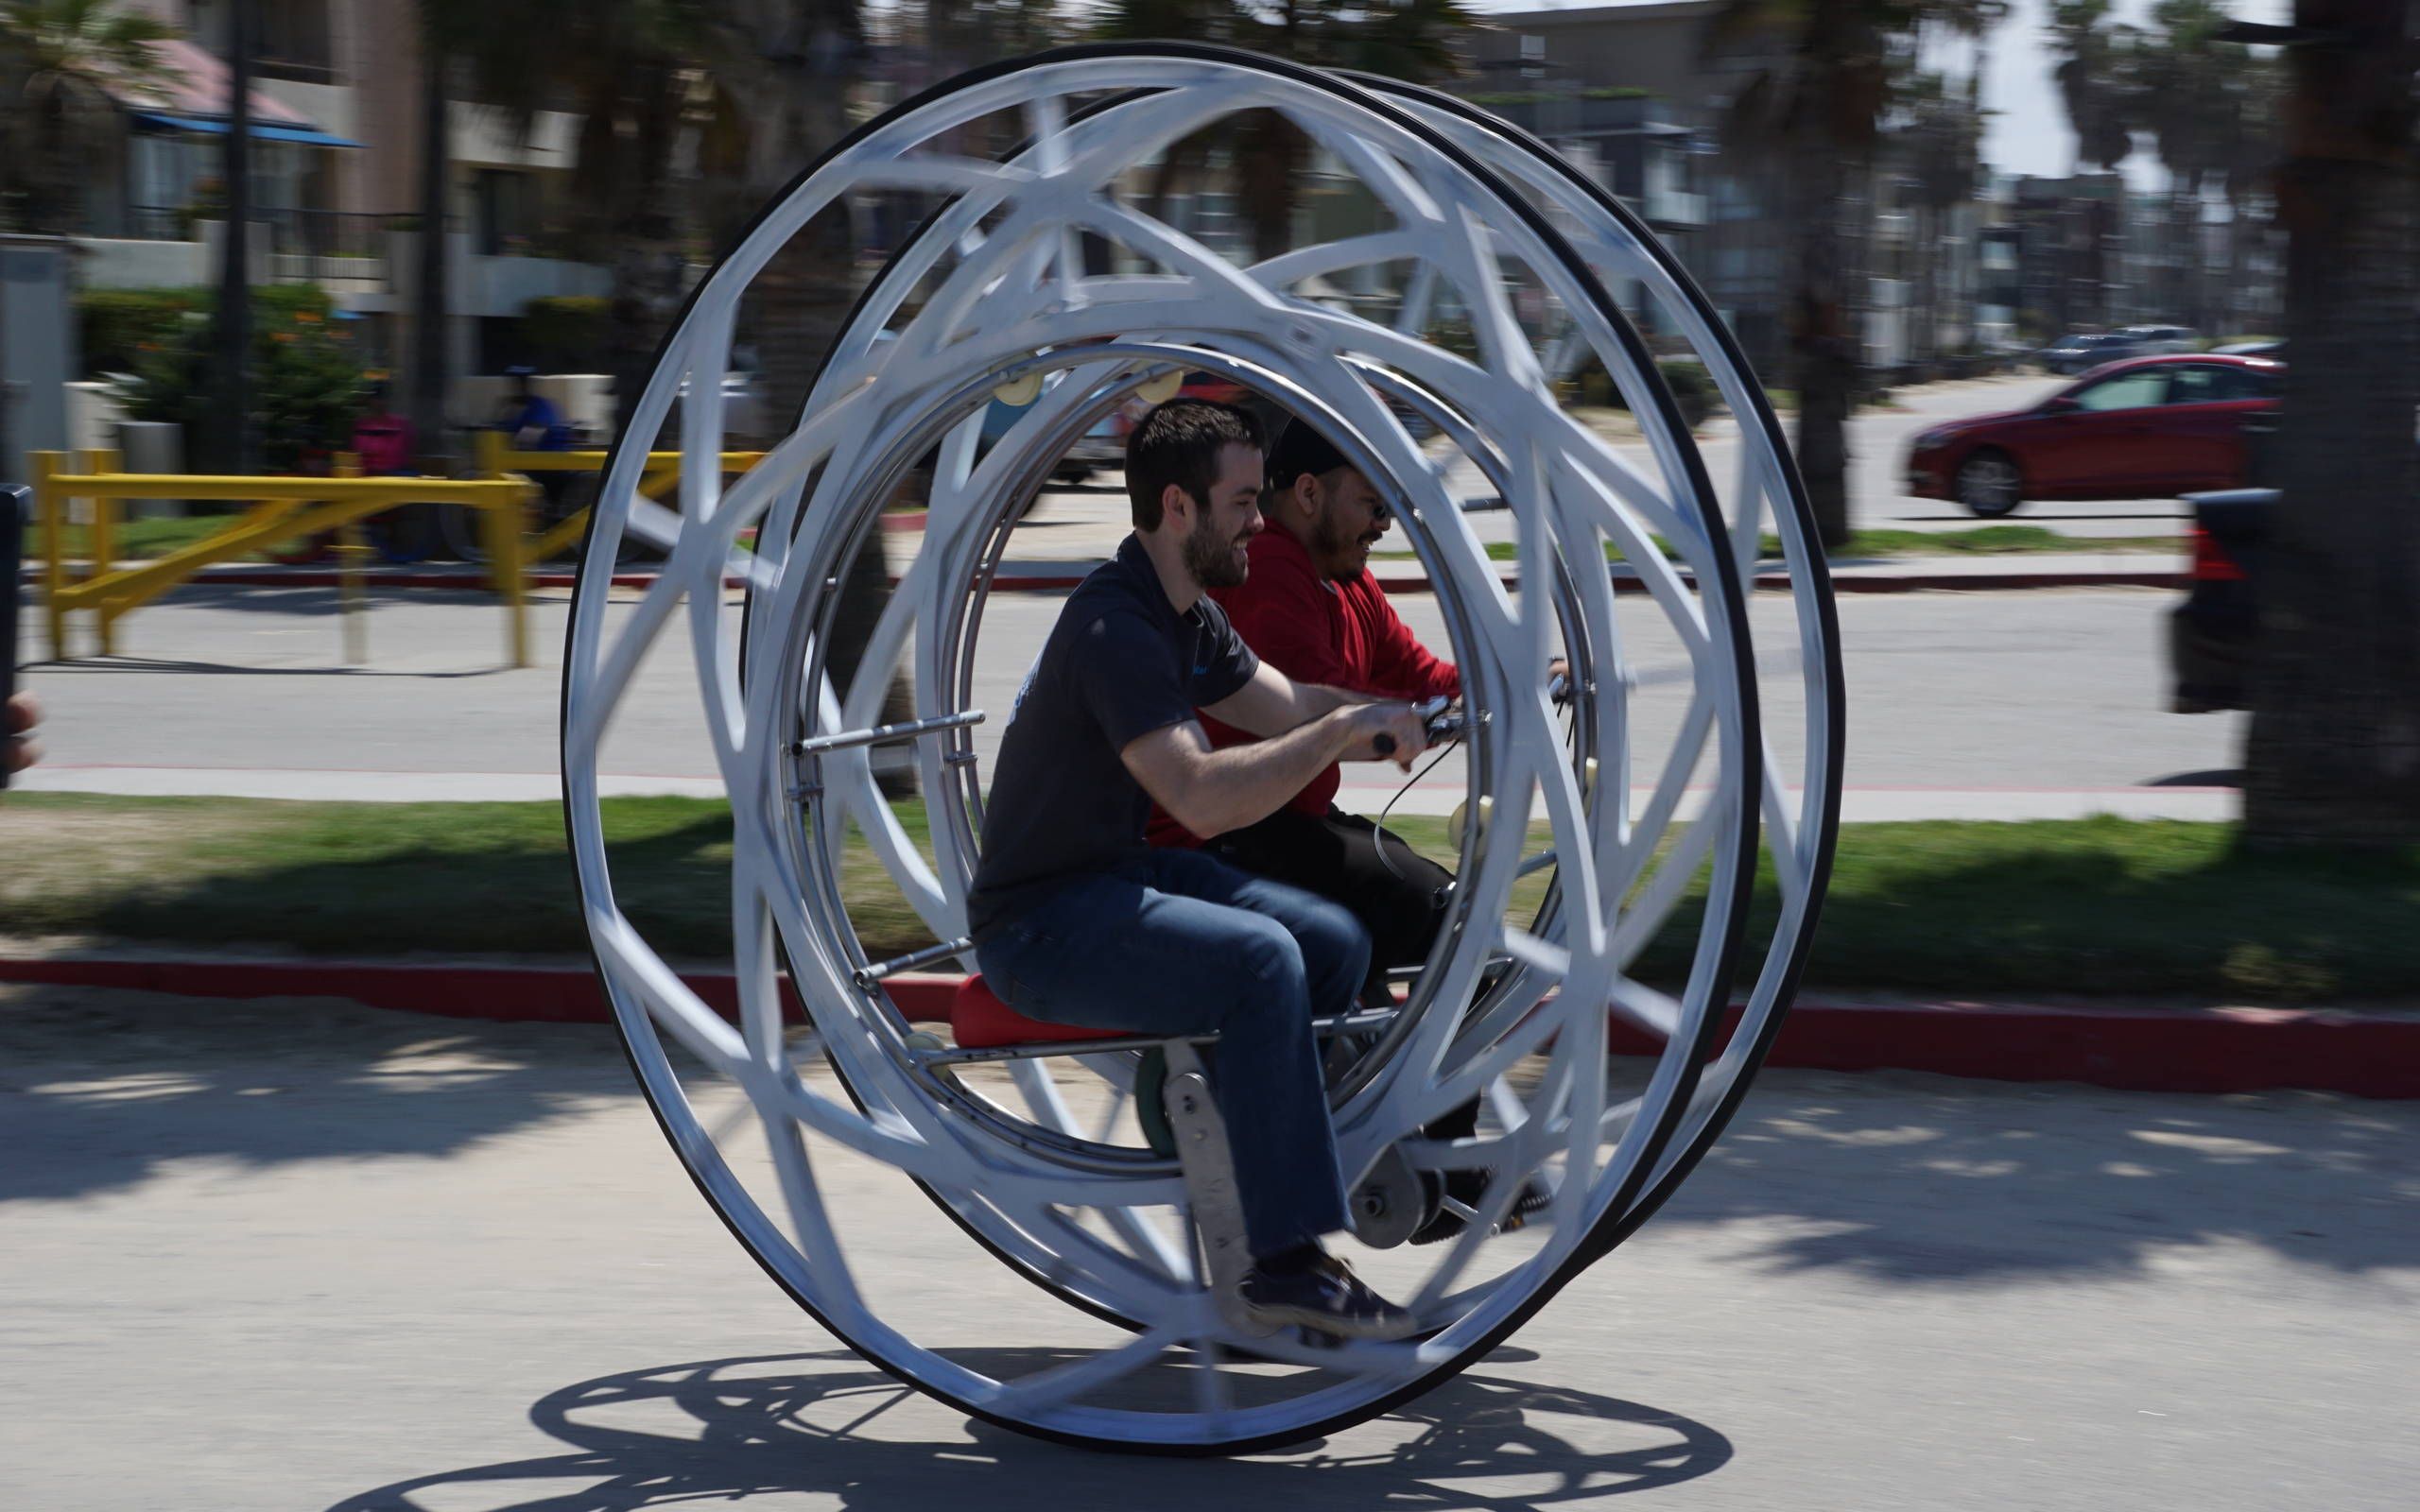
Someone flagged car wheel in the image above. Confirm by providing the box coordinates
[1955,450,2023,517]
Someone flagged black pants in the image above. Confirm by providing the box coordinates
[1204,806,1453,990]
[1206,806,1477,1144]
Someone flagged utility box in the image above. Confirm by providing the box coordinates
[0,235,77,486]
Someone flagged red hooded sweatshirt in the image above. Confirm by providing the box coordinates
[1147,526,1460,848]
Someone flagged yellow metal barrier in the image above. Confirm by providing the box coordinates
[32,451,541,666]
[473,431,764,562]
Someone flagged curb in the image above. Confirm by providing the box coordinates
[4,954,2408,1099]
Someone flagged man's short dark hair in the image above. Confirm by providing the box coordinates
[1125,399,1265,531]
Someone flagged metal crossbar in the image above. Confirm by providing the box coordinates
[29,450,540,664]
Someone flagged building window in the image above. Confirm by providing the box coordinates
[257,0,333,82]
[474,169,536,256]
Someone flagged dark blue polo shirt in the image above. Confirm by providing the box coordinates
[968,535,1258,936]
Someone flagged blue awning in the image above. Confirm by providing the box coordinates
[130,111,362,148]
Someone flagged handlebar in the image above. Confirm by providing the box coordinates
[1375,675,1569,756]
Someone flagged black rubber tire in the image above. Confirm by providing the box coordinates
[1956,448,2025,518]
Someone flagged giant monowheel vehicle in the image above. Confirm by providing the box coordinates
[561,43,1843,1455]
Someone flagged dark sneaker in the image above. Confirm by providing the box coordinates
[1409,1174,1551,1246]
[1236,1255,1419,1341]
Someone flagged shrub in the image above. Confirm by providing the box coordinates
[1562,354,1721,427]
[78,288,204,377]
[110,286,366,472]
[521,295,609,370]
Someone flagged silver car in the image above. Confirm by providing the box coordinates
[2117,324,2200,356]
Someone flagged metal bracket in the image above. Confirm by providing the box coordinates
[1159,1042,1261,1332]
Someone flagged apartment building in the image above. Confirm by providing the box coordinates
[73,2,605,407]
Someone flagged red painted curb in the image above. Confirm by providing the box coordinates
[4,955,2409,1098]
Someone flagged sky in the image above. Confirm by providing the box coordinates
[1458,0,2292,191]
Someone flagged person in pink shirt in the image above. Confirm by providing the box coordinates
[349,380,415,475]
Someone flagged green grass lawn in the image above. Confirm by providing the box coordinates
[30,513,264,563]
[4,796,2412,1003]
[1377,525,2184,565]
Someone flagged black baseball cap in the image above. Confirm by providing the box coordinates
[1264,416,1353,492]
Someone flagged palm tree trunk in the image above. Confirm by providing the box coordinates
[2240,9,2420,846]
[1789,128,1856,552]
[409,11,449,465]
[212,0,256,472]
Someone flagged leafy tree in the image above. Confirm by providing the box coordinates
[112,286,367,472]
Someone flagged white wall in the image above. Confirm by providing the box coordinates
[75,237,212,289]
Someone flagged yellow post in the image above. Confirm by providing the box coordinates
[31,452,64,661]
[475,425,505,480]
[334,453,368,665]
[487,479,530,668]
[80,450,118,655]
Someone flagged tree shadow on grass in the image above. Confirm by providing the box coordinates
[327,1349,1730,1511]
[75,812,743,962]
[1634,823,2420,1002]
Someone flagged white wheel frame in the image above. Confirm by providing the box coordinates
[560,43,1838,1455]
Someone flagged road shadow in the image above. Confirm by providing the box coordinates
[144,583,485,620]
[1652,1067,2419,1282]
[0,984,634,1204]
[326,1349,1729,1511]
[54,654,506,680]
[2146,768,2243,787]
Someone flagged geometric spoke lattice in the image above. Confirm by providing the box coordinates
[561,43,1841,1454]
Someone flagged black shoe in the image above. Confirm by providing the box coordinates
[1409,1173,1551,1246]
[1236,1255,1418,1341]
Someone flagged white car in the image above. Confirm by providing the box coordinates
[2117,324,2200,356]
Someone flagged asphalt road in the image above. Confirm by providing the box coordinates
[3,983,2411,1509]
[17,582,2243,820]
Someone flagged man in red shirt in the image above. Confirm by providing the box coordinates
[1151,417,1548,1246]
[1148,418,1458,980]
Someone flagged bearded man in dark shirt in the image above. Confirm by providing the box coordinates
[969,399,1430,1339]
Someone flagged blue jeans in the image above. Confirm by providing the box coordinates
[974,848,1369,1259]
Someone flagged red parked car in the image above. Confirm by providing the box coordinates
[1906,354,2281,517]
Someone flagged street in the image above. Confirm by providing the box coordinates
[2,982,2411,1508]
[17,583,2240,820]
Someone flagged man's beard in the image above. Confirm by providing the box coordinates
[1311,506,1377,580]
[1184,513,1250,588]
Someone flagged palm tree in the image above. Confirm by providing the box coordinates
[2238,5,2420,846]
[211,0,254,472]
[1893,67,1986,366]
[2043,0,2135,331]
[1706,0,2008,551]
[2128,0,2241,329]
[0,0,172,234]
[2046,0,2136,176]
[1094,0,1479,261]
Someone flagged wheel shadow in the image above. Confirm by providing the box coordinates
[325,1349,1731,1511]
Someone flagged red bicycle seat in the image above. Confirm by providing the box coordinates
[951,975,1134,1050]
